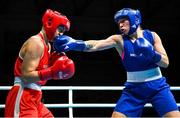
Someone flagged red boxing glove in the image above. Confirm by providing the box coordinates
[49,51,66,66]
[38,55,75,80]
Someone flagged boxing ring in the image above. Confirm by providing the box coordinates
[1,86,180,117]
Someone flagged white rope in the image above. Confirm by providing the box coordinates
[1,86,180,117]
[1,86,180,90]
[45,103,180,108]
[1,103,180,108]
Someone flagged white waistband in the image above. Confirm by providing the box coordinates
[14,77,41,91]
[127,67,162,82]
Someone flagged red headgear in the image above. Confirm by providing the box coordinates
[42,9,70,41]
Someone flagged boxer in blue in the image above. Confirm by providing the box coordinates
[53,8,180,117]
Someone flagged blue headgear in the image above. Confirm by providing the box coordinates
[114,8,142,35]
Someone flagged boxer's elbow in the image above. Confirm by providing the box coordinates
[164,59,169,68]
[157,57,169,68]
[162,62,169,68]
[163,55,169,68]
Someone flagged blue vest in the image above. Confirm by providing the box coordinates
[122,30,158,72]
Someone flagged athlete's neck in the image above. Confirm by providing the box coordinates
[40,29,49,45]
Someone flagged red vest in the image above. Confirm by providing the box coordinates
[14,32,50,85]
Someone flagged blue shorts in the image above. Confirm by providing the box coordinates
[114,77,179,117]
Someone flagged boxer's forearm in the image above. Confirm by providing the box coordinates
[84,39,116,52]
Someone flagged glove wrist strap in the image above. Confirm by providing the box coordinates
[38,68,52,80]
[153,51,162,63]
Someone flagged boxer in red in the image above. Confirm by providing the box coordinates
[4,9,75,117]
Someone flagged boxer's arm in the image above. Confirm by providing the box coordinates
[153,32,169,68]
[53,35,123,52]
[84,35,123,52]
[38,55,75,80]
[21,37,44,83]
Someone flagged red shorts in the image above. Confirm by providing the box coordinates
[5,84,53,117]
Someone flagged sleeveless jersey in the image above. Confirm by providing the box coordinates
[122,30,158,72]
[14,32,50,85]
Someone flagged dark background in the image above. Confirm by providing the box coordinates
[0,0,180,117]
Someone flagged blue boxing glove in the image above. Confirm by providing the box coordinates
[53,35,87,53]
[134,38,161,64]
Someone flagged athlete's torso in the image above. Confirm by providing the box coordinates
[14,32,50,85]
[121,29,158,72]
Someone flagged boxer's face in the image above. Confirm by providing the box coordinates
[51,28,65,42]
[118,18,130,35]
[53,25,67,40]
[57,25,67,34]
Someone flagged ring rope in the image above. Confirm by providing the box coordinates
[1,86,180,117]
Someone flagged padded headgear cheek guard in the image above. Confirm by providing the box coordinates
[114,8,142,35]
[42,9,70,41]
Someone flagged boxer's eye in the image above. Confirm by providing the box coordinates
[57,25,67,33]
